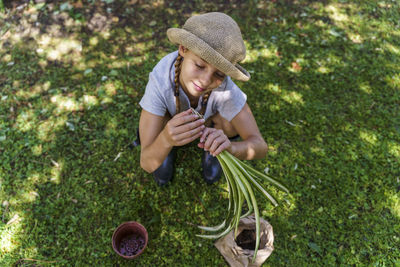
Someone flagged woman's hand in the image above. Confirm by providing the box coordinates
[198,127,231,157]
[162,109,205,147]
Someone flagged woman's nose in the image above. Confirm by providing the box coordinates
[199,71,213,87]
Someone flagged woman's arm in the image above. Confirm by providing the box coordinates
[199,103,268,160]
[139,109,205,173]
[228,103,268,160]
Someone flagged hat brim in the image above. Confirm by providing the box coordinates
[167,28,250,82]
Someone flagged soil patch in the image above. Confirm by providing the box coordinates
[236,229,256,250]
[118,234,145,257]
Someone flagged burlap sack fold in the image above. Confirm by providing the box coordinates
[214,215,274,267]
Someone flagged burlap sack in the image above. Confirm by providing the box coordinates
[214,215,274,267]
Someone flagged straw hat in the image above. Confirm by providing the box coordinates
[167,12,250,81]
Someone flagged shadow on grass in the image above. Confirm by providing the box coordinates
[0,0,399,266]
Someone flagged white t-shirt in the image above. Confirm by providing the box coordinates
[139,51,247,122]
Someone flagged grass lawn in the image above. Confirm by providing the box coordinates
[1,0,399,266]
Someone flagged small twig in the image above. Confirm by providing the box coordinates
[175,217,196,227]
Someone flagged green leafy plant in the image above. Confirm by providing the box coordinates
[191,108,289,261]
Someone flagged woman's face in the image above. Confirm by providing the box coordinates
[178,46,226,100]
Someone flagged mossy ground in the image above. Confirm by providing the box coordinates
[0,0,399,266]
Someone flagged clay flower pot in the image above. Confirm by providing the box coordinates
[112,221,148,259]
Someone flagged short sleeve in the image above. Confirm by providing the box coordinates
[139,72,167,117]
[216,81,247,122]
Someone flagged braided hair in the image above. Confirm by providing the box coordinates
[173,55,211,116]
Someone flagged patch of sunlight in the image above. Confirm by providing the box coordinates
[326,4,349,23]
[50,159,64,184]
[89,36,99,46]
[27,173,41,184]
[281,91,304,105]
[388,193,400,218]
[265,83,281,94]
[109,59,126,69]
[16,81,51,99]
[2,54,12,63]
[104,82,117,96]
[388,141,400,158]
[20,191,39,203]
[16,109,36,132]
[51,95,81,113]
[134,40,155,53]
[288,36,300,46]
[0,215,22,255]
[101,96,113,104]
[37,115,67,141]
[388,73,400,88]
[383,43,400,55]
[310,146,326,156]
[31,144,42,156]
[84,59,98,69]
[245,47,275,63]
[317,66,332,74]
[37,35,82,61]
[100,30,111,40]
[359,130,378,145]
[315,19,327,28]
[267,145,277,156]
[359,82,372,94]
[348,33,363,44]
[130,56,146,64]
[269,104,280,112]
[105,120,118,136]
[82,95,99,108]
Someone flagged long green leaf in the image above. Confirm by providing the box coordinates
[198,220,226,232]
[198,157,240,235]
[225,156,261,262]
[196,220,236,239]
[219,158,238,224]
[241,161,289,193]
[220,153,253,221]
[225,152,279,206]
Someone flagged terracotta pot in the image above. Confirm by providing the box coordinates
[112,221,148,259]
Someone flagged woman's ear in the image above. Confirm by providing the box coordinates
[178,45,187,57]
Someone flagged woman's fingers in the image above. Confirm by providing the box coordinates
[208,135,227,153]
[170,110,200,127]
[162,109,206,146]
[203,129,223,149]
[200,128,231,156]
[175,130,204,146]
[211,140,230,157]
[173,124,205,144]
[199,127,213,143]
[174,117,205,135]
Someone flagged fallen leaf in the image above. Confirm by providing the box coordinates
[7,214,21,225]
[291,62,302,71]
[72,1,83,8]
[51,159,59,168]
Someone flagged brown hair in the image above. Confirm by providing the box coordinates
[173,55,211,115]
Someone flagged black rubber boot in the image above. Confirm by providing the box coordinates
[130,129,141,148]
[153,148,177,186]
[202,135,240,184]
[132,128,176,186]
[202,151,222,184]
